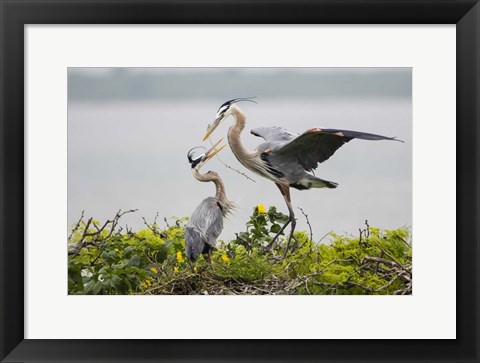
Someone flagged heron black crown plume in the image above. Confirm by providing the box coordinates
[187,146,206,168]
[217,97,257,111]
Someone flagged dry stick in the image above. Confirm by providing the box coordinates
[217,155,256,182]
[106,209,137,240]
[163,217,171,228]
[68,210,85,242]
[142,216,162,236]
[372,242,411,275]
[68,217,92,256]
[306,255,401,294]
[141,212,162,236]
[298,207,313,243]
[84,219,111,237]
[206,138,256,182]
[70,209,137,257]
[358,220,371,246]
[361,256,398,268]
[287,258,348,292]
[360,254,411,292]
[398,236,412,249]
[374,275,400,292]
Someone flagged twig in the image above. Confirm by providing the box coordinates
[68,209,137,256]
[206,138,256,182]
[359,220,370,246]
[398,236,412,249]
[68,210,85,242]
[164,217,171,228]
[298,207,313,243]
[142,215,165,237]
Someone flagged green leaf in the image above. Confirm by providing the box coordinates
[128,255,141,267]
[123,246,135,258]
[270,224,281,234]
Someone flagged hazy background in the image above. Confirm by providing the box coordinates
[68,68,411,242]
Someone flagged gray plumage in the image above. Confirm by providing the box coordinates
[185,197,224,262]
[185,142,233,263]
[204,98,403,257]
[251,126,402,190]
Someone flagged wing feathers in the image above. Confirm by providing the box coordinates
[276,128,402,172]
[250,126,296,144]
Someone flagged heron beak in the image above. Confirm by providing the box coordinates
[203,116,222,141]
[203,138,226,161]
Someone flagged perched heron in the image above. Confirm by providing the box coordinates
[185,139,234,266]
[203,97,403,257]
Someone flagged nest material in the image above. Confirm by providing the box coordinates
[143,256,412,296]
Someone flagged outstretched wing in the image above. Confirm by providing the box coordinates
[250,126,297,145]
[275,128,403,172]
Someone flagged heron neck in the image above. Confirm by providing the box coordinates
[193,170,227,205]
[228,108,253,162]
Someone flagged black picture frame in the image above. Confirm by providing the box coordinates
[1,1,478,362]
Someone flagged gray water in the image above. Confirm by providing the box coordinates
[68,98,411,242]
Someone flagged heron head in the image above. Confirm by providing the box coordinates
[203,97,257,141]
[187,138,226,170]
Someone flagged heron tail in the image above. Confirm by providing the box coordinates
[290,176,338,190]
[185,227,205,262]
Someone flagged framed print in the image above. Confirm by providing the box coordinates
[1,1,479,362]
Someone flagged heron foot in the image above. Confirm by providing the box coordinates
[196,265,211,274]
[282,220,297,258]
[265,219,292,252]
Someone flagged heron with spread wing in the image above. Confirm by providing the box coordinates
[203,97,403,257]
[185,139,234,266]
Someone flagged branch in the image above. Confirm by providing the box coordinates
[142,214,166,238]
[68,209,138,256]
[68,210,85,242]
[206,138,256,182]
[298,207,313,243]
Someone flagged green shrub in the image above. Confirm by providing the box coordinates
[68,208,412,295]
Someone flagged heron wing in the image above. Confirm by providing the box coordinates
[188,197,223,248]
[275,128,402,172]
[205,204,223,247]
[184,227,205,262]
[250,126,297,144]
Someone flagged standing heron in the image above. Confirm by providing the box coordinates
[185,139,234,266]
[203,97,402,257]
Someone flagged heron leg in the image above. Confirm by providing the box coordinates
[265,184,295,253]
[201,247,216,271]
[265,219,291,251]
[282,188,296,258]
[188,260,195,273]
[203,250,211,264]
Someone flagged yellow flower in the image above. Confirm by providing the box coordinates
[221,254,231,265]
[176,252,184,263]
[150,267,158,274]
[257,204,266,214]
[173,266,179,273]
[142,279,152,289]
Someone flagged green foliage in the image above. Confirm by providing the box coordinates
[68,209,412,295]
[68,215,189,295]
[231,205,289,252]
